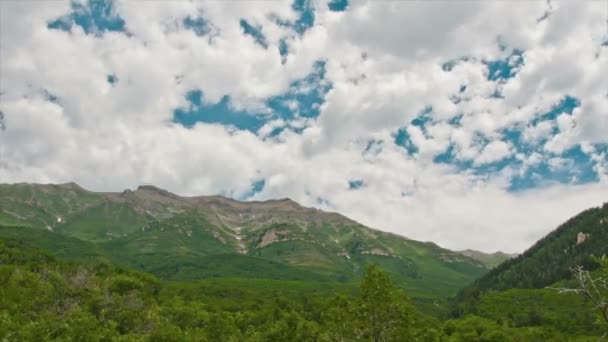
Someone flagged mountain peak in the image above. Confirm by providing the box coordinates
[56,182,85,191]
[135,184,177,196]
[136,184,165,192]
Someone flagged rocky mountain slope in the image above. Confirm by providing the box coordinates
[0,182,489,297]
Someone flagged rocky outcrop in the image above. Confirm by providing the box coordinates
[576,232,590,245]
[257,229,289,248]
[361,248,390,256]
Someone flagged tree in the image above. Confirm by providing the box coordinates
[358,264,414,342]
[322,295,358,341]
[553,258,608,337]
[323,264,415,342]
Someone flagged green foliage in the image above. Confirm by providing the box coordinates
[358,264,415,341]
[554,258,608,337]
[0,182,489,298]
[2,183,607,341]
[474,288,600,336]
[456,203,608,312]
[440,315,574,342]
[0,238,407,341]
[0,225,107,262]
[0,237,604,341]
[58,201,150,242]
[322,264,415,341]
[0,239,161,340]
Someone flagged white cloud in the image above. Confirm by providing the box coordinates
[475,140,513,165]
[522,121,552,144]
[0,0,606,253]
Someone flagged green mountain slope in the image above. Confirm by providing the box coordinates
[0,183,103,228]
[0,182,489,297]
[455,202,608,312]
[457,249,517,269]
[0,225,107,262]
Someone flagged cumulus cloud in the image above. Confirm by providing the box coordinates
[475,140,512,165]
[1,0,606,253]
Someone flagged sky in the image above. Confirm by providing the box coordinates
[1,0,607,253]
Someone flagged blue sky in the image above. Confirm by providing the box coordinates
[1,0,607,252]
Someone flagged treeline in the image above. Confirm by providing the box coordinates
[0,238,604,341]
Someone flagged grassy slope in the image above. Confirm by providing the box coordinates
[245,221,487,297]
[0,183,103,228]
[0,225,107,262]
[0,182,489,298]
[0,224,337,283]
[57,201,150,242]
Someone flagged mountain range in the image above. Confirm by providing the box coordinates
[2,182,608,338]
[0,182,503,297]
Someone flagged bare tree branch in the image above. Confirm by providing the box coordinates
[551,264,608,337]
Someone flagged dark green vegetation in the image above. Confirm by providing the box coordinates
[451,202,608,340]
[0,182,488,297]
[1,182,607,340]
[456,203,608,312]
[1,237,605,341]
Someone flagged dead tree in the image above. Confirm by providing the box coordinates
[553,264,608,338]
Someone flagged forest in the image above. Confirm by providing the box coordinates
[1,236,607,341]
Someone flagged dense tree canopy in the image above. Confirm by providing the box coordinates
[1,236,607,341]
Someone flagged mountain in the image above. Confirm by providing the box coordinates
[0,182,488,297]
[455,202,608,311]
[457,250,517,269]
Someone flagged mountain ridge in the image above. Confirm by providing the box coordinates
[457,249,518,269]
[0,182,490,297]
[454,202,608,313]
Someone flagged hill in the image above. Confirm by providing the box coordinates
[454,202,608,313]
[0,182,488,297]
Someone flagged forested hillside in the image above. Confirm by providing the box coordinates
[455,203,608,310]
[450,203,608,338]
[1,236,604,341]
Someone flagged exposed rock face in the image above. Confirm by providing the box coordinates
[337,251,350,258]
[576,232,590,245]
[212,231,224,243]
[257,229,282,248]
[362,248,390,256]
